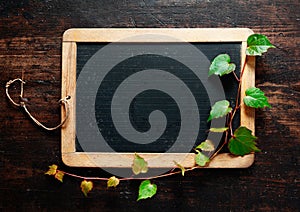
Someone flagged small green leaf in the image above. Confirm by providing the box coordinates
[54,171,64,183]
[107,176,120,188]
[137,180,157,201]
[81,180,93,197]
[209,54,236,76]
[208,100,232,122]
[173,161,185,176]
[132,153,148,175]
[209,127,229,133]
[195,140,215,151]
[195,151,210,166]
[228,126,261,156]
[244,87,271,108]
[246,34,275,56]
[45,164,58,176]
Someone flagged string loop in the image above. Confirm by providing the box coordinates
[6,78,70,131]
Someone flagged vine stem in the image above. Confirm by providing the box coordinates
[210,130,229,160]
[211,55,248,158]
[120,166,200,181]
[227,55,248,137]
[59,171,109,181]
[58,166,200,182]
[232,71,240,82]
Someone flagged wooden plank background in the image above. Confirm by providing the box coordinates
[0,0,299,211]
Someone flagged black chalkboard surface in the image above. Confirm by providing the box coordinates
[75,42,241,153]
[61,28,255,168]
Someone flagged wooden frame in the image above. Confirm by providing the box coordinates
[61,28,255,168]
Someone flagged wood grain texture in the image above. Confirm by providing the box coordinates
[0,0,299,211]
[62,28,254,42]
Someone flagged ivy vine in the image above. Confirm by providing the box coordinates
[46,34,275,200]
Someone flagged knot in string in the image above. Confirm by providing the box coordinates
[6,78,70,131]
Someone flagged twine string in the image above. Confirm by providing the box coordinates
[5,78,70,131]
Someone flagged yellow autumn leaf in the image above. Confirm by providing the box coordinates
[54,171,64,183]
[45,164,58,176]
[81,180,93,197]
[107,176,120,188]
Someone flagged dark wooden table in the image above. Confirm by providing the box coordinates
[1,1,299,211]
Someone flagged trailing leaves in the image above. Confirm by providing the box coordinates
[244,87,271,108]
[137,180,157,201]
[54,171,64,183]
[81,180,93,197]
[107,176,120,188]
[195,151,210,166]
[246,34,275,56]
[132,153,148,175]
[208,100,232,122]
[45,164,64,182]
[174,161,185,176]
[228,126,260,156]
[195,140,215,151]
[209,54,236,76]
[45,164,58,176]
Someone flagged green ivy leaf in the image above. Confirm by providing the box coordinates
[45,164,58,176]
[107,176,120,188]
[173,161,185,176]
[54,171,64,183]
[228,126,261,156]
[207,100,232,122]
[195,151,210,166]
[209,54,236,76]
[132,153,148,175]
[81,180,93,197]
[246,34,275,56]
[137,180,157,201]
[243,87,271,108]
[209,127,229,133]
[195,140,215,151]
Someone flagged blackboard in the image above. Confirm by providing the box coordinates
[61,28,255,168]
